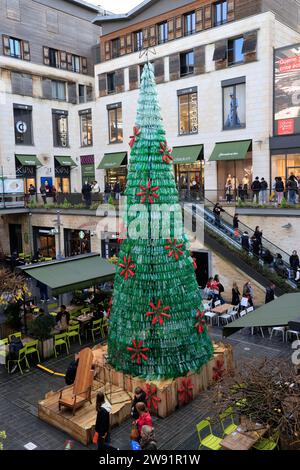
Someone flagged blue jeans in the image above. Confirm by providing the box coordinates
[288,190,296,204]
[260,190,268,204]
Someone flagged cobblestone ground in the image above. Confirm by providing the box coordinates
[0,330,293,450]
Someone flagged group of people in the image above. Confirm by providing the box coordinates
[241,226,263,257]
[204,277,255,309]
[81,180,121,207]
[204,275,225,305]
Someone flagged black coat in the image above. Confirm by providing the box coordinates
[241,234,250,251]
[290,255,300,269]
[95,407,110,437]
[141,440,158,450]
[231,288,240,306]
[265,287,275,304]
[131,390,147,419]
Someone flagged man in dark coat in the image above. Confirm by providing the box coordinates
[290,250,300,278]
[265,284,275,304]
[131,387,147,420]
[82,181,92,208]
[241,231,250,252]
[251,177,261,204]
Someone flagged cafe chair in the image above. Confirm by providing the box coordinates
[270,327,285,342]
[0,338,8,368]
[101,317,109,337]
[204,311,218,326]
[81,307,91,316]
[7,347,30,374]
[219,407,238,437]
[240,310,247,317]
[286,328,300,342]
[253,431,280,450]
[196,418,222,450]
[25,340,41,363]
[219,312,232,326]
[214,300,221,307]
[67,324,81,346]
[8,332,22,342]
[90,319,102,342]
[54,333,69,357]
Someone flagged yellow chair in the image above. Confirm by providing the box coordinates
[7,347,29,374]
[25,340,41,363]
[54,333,69,357]
[49,312,57,318]
[8,332,22,343]
[253,431,280,450]
[67,324,81,346]
[101,317,109,337]
[80,307,91,316]
[196,418,222,450]
[90,319,102,342]
[0,338,8,367]
[219,407,238,436]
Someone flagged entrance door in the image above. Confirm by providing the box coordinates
[9,224,23,255]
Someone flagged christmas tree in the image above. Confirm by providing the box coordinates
[108,62,213,380]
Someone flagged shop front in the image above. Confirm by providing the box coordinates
[33,226,56,258]
[172,145,204,200]
[54,156,77,193]
[97,152,127,191]
[80,155,95,186]
[15,154,42,193]
[64,229,91,257]
[101,234,120,259]
[271,148,300,186]
[208,140,252,201]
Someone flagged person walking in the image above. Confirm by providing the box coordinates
[290,250,300,279]
[51,185,57,203]
[95,391,112,450]
[253,226,263,246]
[104,182,111,203]
[251,234,260,258]
[260,178,268,205]
[241,231,250,252]
[140,426,157,451]
[251,177,261,204]
[233,214,239,238]
[231,282,241,306]
[225,178,233,203]
[134,403,153,441]
[265,283,275,304]
[40,183,47,205]
[82,181,92,208]
[287,175,298,205]
[213,203,224,228]
[113,179,121,201]
[275,176,284,206]
[243,281,253,307]
[28,184,36,202]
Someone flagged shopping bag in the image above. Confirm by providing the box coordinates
[240,297,249,307]
[269,192,275,202]
[130,423,139,441]
[92,431,99,445]
[234,228,239,237]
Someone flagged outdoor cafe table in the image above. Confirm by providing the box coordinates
[221,418,269,451]
[211,304,234,315]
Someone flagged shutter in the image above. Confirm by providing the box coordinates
[67,53,73,71]
[115,69,124,93]
[204,4,212,29]
[86,86,93,102]
[68,82,77,104]
[175,15,183,39]
[168,19,174,41]
[120,36,126,56]
[149,25,156,47]
[43,46,50,66]
[22,40,30,61]
[227,0,235,22]
[22,74,33,96]
[42,78,52,99]
[81,57,88,74]
[126,34,132,54]
[169,53,180,81]
[194,46,205,75]
[105,41,111,61]
[2,35,11,56]
[98,73,107,97]
[60,51,67,70]
[213,41,227,61]
[154,58,164,84]
[143,27,149,48]
[129,65,138,90]
[11,72,23,94]
[242,31,257,56]
[196,8,203,32]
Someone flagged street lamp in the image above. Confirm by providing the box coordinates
[52,210,63,260]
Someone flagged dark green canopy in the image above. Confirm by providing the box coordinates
[223,293,300,337]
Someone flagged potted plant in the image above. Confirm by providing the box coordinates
[28,315,55,359]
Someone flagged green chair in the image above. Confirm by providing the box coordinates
[47,303,58,311]
[66,324,81,346]
[253,431,279,450]
[8,332,22,343]
[7,347,29,374]
[54,333,69,358]
[25,340,40,363]
[49,312,57,318]
[81,307,91,316]
[0,338,8,368]
[100,317,109,337]
[44,257,53,262]
[196,418,222,450]
[219,407,238,436]
[91,319,102,342]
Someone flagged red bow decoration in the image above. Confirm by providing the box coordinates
[129,126,140,148]
[178,378,194,405]
[159,141,173,164]
[127,339,149,365]
[106,298,112,318]
[118,256,135,280]
[136,180,160,204]
[194,309,206,334]
[213,358,225,382]
[164,239,184,260]
[145,383,161,411]
[190,251,197,269]
[145,299,171,326]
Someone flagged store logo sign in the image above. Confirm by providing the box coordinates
[16,121,27,133]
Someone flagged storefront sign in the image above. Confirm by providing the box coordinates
[79,230,85,240]
[16,121,27,133]
[274,44,300,136]
[190,93,198,134]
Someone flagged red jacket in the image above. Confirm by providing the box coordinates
[136,412,153,434]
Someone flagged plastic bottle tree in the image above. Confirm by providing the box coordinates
[108,62,213,379]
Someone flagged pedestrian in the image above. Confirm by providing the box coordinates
[253,226,263,246]
[82,181,92,208]
[28,183,36,202]
[95,391,112,449]
[134,402,153,441]
[56,305,70,331]
[113,179,121,201]
[204,277,214,298]
[104,182,111,203]
[251,234,260,257]
[265,283,275,304]
[52,185,57,203]
[131,387,147,420]
[275,176,284,206]
[290,250,300,279]
[225,178,233,203]
[287,175,298,204]
[8,335,24,373]
[37,280,49,302]
[231,282,241,306]
[243,281,253,307]
[140,426,157,451]
[212,274,225,305]
[238,183,245,201]
[40,183,47,204]
[262,249,273,266]
[260,178,268,205]
[233,214,239,237]
[251,177,261,204]
[241,231,250,252]
[213,203,224,228]
[92,180,100,193]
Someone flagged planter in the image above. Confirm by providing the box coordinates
[38,337,54,360]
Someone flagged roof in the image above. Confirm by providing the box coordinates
[65,0,102,13]
[93,0,160,24]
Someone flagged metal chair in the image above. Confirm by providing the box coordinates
[7,347,29,374]
[54,333,69,357]
[286,328,300,342]
[66,324,82,346]
[270,326,285,342]
[204,311,218,326]
[24,340,41,363]
[196,418,222,450]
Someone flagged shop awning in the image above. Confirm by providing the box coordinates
[223,293,300,337]
[16,155,42,167]
[97,152,127,169]
[55,156,77,167]
[172,145,203,164]
[209,140,252,162]
[19,254,115,295]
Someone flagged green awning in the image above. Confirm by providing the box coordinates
[97,152,127,169]
[209,140,252,161]
[172,145,203,164]
[223,293,300,337]
[16,155,42,167]
[19,254,115,295]
[55,156,77,167]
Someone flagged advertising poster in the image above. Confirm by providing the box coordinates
[274,43,300,135]
[4,178,24,194]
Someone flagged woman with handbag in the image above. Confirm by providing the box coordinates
[94,392,112,449]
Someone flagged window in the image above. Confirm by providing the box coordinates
[72,55,81,73]
[13,104,33,145]
[49,48,59,68]
[158,22,168,44]
[51,80,66,100]
[180,51,194,76]
[107,104,123,143]
[223,81,246,129]
[111,38,120,59]
[52,110,69,147]
[80,110,93,147]
[184,11,196,36]
[228,37,244,65]
[214,1,228,26]
[9,37,21,58]
[107,72,116,94]
[134,30,143,52]
[178,90,198,135]
[79,84,86,104]
[3,35,30,61]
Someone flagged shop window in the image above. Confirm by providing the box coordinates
[107,72,116,94]
[52,110,69,147]
[80,110,93,147]
[213,1,227,26]
[228,37,244,65]
[178,91,198,135]
[111,38,120,59]
[184,11,196,36]
[158,21,168,44]
[55,176,70,193]
[134,30,143,52]
[51,80,66,100]
[223,81,246,129]
[107,104,123,143]
[180,51,194,77]
[13,104,33,145]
